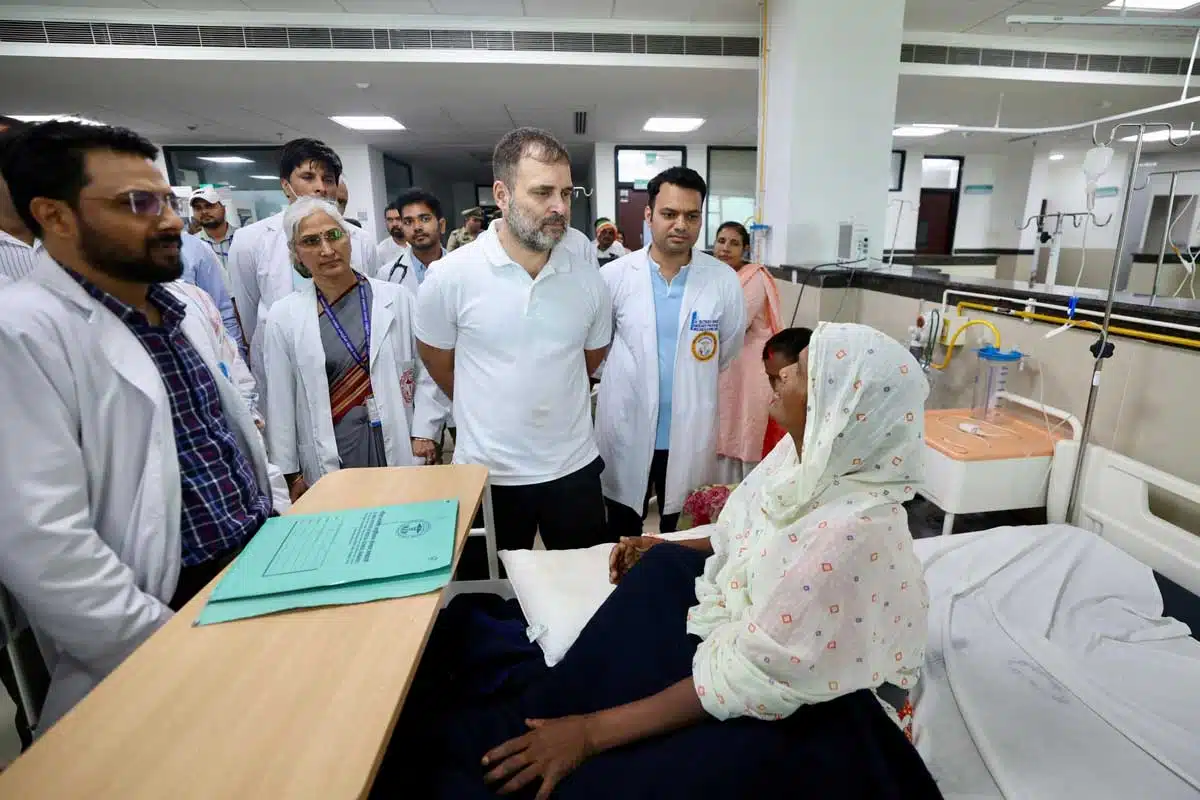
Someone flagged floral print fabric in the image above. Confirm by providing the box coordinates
[687,322,931,722]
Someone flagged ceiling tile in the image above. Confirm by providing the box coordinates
[611,0,757,22]
[0,0,151,7]
[520,0,614,17]
[241,0,344,10]
[147,0,250,9]
[431,0,524,14]
[326,0,434,10]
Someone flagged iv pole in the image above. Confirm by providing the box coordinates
[1064,122,1196,523]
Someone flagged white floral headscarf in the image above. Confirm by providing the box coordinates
[688,322,931,722]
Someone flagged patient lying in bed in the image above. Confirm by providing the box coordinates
[379,323,941,799]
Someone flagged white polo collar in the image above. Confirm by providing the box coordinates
[481,221,573,275]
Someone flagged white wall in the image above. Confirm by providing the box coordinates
[952,150,1035,251]
[333,144,388,243]
[593,141,617,223]
[451,182,477,225]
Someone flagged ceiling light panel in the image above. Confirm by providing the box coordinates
[643,117,705,133]
[330,115,406,131]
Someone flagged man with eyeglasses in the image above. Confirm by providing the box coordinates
[227,138,380,413]
[0,121,289,732]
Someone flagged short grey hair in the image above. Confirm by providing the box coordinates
[282,196,351,278]
[492,127,571,188]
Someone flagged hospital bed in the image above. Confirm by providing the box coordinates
[458,441,1200,799]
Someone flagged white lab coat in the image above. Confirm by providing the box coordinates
[0,260,290,732]
[227,211,381,402]
[376,244,421,296]
[263,278,448,484]
[596,247,746,515]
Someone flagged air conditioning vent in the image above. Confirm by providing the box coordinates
[472,30,512,50]
[574,111,587,136]
[430,29,472,49]
[685,36,722,56]
[287,28,332,48]
[950,47,981,66]
[44,21,94,45]
[553,32,592,52]
[108,23,155,46]
[4,17,1187,78]
[723,36,759,57]
[331,28,374,49]
[0,20,45,43]
[913,45,949,64]
[514,31,553,51]
[199,26,245,47]
[155,25,201,47]
[244,27,288,48]
[647,35,685,55]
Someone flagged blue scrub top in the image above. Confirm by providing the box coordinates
[650,256,689,451]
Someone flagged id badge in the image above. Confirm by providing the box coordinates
[366,395,382,427]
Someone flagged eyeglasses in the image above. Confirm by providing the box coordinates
[297,227,347,249]
[120,191,186,217]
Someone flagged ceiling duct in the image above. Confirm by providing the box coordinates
[574,111,587,136]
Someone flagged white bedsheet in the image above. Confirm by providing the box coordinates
[912,524,1200,799]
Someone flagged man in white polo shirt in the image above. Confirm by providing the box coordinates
[415,127,611,566]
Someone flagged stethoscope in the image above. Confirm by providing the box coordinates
[386,256,409,285]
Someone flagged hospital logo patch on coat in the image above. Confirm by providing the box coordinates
[400,367,416,406]
[691,331,718,362]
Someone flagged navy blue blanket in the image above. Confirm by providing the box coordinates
[376,544,941,799]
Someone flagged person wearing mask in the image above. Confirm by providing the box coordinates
[415,127,612,565]
[181,229,245,353]
[596,167,746,538]
[377,201,408,267]
[378,188,446,296]
[189,187,236,277]
[0,121,288,731]
[264,198,443,502]
[0,133,44,282]
[446,206,484,252]
[593,218,627,266]
[713,221,783,483]
[227,138,380,407]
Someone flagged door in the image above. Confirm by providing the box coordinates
[618,188,649,250]
[916,189,959,255]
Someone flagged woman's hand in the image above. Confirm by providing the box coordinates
[483,716,594,799]
[608,536,662,584]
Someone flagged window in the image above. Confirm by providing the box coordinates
[891,151,906,192]
[164,146,286,227]
[922,157,962,190]
[706,147,757,247]
[616,148,685,185]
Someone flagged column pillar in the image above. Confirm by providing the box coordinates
[759,0,906,266]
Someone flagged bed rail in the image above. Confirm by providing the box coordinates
[1049,441,1200,596]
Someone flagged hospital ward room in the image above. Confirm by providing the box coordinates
[3,0,1200,798]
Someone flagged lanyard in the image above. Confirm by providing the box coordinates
[316,275,370,374]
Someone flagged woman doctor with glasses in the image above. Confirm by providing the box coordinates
[262,198,447,501]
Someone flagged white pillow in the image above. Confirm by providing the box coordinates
[500,544,614,667]
[500,530,712,667]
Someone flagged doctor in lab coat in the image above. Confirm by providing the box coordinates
[376,187,448,297]
[0,121,289,731]
[596,167,745,537]
[265,198,446,500]
[228,138,381,412]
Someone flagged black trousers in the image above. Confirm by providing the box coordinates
[456,456,611,580]
[606,449,680,539]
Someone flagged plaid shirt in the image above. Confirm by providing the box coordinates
[67,271,271,566]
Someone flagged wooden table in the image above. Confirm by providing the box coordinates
[0,465,488,799]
